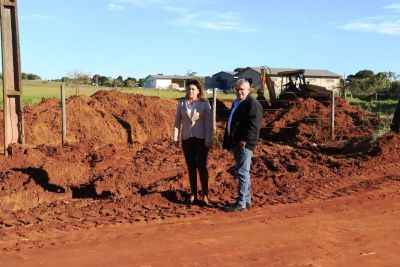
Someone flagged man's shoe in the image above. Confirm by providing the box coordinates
[225,203,247,212]
[246,202,251,209]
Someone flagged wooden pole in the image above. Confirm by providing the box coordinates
[330,91,335,140]
[1,0,24,155]
[61,84,66,146]
[212,88,217,134]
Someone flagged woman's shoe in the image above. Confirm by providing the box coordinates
[200,194,210,207]
[184,194,195,205]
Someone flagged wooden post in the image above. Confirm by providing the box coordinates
[212,88,217,134]
[330,91,335,140]
[61,84,66,146]
[1,0,24,155]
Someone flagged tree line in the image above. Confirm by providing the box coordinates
[59,73,143,88]
[0,72,41,80]
[0,71,145,87]
[345,70,400,100]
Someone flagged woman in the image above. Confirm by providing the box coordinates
[173,79,213,205]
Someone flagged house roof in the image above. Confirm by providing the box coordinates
[239,67,341,78]
[146,75,195,80]
[212,71,238,76]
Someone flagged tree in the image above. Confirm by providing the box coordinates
[112,78,122,88]
[97,76,109,86]
[124,77,137,87]
[69,70,91,95]
[347,69,375,80]
[137,78,145,87]
[346,69,400,99]
[61,76,71,83]
[21,73,41,80]
[27,73,41,80]
[186,70,197,76]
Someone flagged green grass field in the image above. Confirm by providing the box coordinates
[0,80,239,105]
[346,97,398,116]
[0,80,105,106]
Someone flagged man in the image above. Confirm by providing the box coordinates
[390,98,400,134]
[223,79,263,212]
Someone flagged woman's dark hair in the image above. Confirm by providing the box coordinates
[186,79,206,101]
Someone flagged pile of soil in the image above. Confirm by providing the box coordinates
[0,91,399,250]
[263,98,380,149]
[1,90,177,148]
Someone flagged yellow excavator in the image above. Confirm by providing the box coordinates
[259,67,332,107]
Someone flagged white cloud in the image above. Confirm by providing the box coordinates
[338,4,400,36]
[163,5,188,14]
[111,1,257,32]
[108,3,125,11]
[383,3,400,11]
[167,9,257,32]
[111,0,170,9]
[340,20,400,35]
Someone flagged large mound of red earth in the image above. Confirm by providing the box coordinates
[264,97,380,147]
[0,91,398,247]
[0,90,177,148]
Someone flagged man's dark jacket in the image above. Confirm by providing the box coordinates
[223,94,263,151]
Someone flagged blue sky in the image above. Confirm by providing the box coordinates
[18,0,400,80]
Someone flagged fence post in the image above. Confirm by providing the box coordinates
[330,91,335,140]
[212,88,217,134]
[61,84,67,146]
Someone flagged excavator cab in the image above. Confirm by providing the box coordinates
[278,69,305,101]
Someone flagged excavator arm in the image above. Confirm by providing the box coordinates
[260,66,276,106]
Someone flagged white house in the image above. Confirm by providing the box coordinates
[143,75,195,90]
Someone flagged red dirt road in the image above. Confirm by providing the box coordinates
[1,184,399,267]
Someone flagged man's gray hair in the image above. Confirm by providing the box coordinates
[235,79,250,89]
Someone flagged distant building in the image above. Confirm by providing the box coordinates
[207,67,342,92]
[143,75,196,90]
[205,71,238,91]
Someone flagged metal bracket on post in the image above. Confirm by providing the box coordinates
[1,0,24,155]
